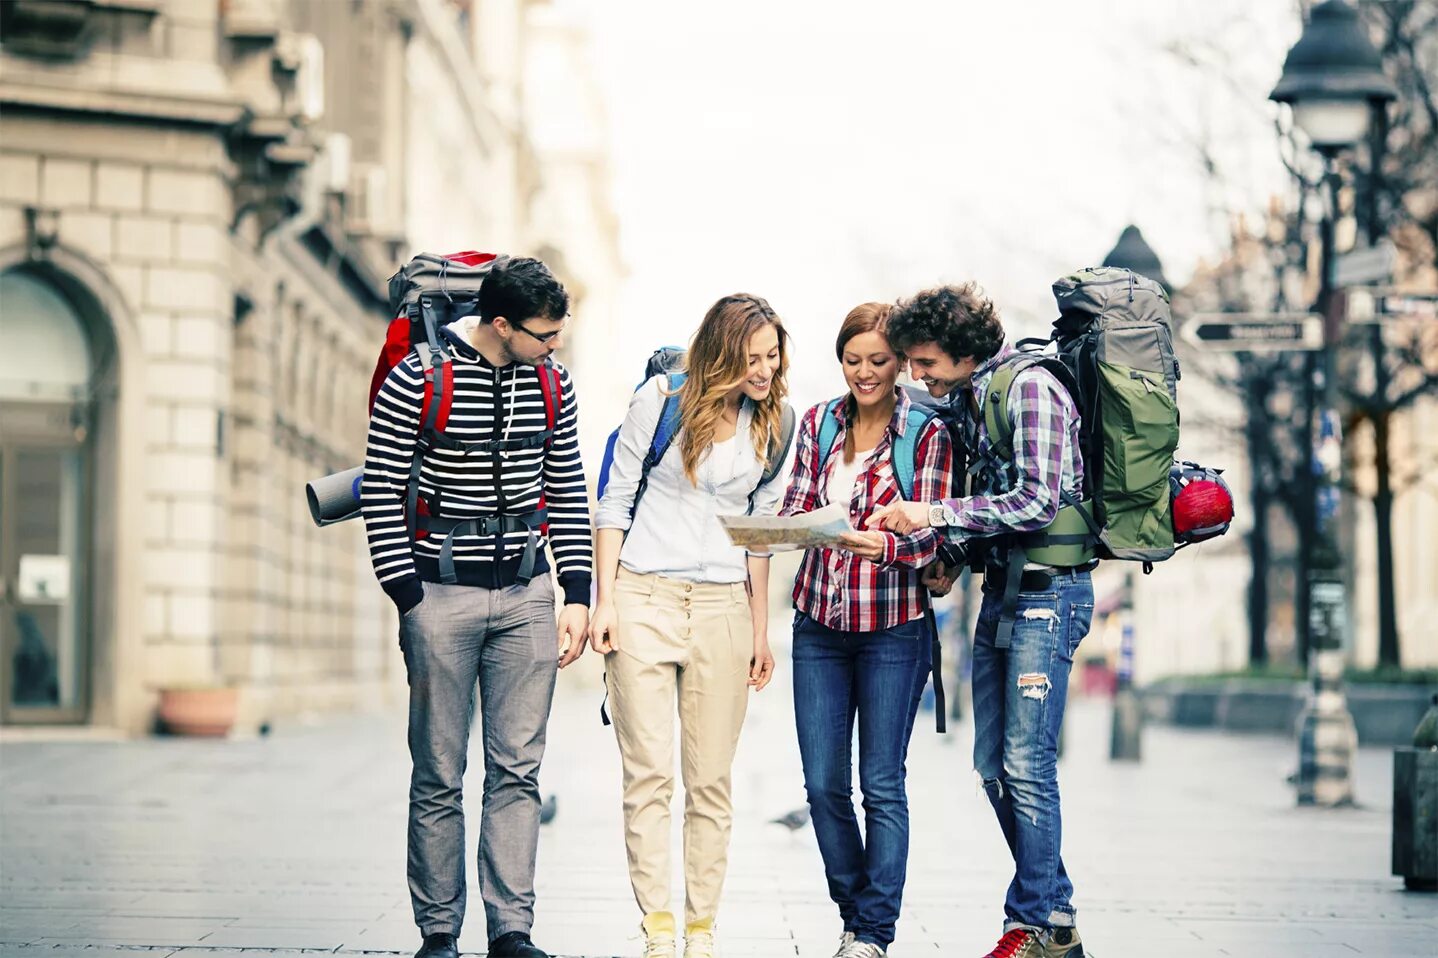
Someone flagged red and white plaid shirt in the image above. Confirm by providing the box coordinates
[781,389,958,633]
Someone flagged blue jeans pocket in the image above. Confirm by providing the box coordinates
[1068,602,1094,657]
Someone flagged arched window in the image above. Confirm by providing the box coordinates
[0,270,92,401]
[0,267,99,724]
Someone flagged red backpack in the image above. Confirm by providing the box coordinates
[373,251,562,582]
[306,250,564,556]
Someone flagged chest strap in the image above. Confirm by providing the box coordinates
[419,509,549,585]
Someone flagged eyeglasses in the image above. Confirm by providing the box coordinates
[512,321,563,345]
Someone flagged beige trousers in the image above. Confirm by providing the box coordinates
[606,567,755,926]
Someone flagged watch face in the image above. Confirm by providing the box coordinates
[929,504,946,526]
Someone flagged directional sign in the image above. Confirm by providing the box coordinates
[1345,288,1438,323]
[1182,313,1325,352]
[1333,239,1397,288]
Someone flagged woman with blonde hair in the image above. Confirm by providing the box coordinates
[782,302,957,958]
[590,293,795,958]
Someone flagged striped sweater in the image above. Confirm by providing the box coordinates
[361,323,593,612]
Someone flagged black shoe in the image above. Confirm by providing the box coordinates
[487,930,548,958]
[416,933,458,958]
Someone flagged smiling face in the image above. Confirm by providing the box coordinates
[734,323,782,403]
[905,340,978,398]
[841,329,901,411]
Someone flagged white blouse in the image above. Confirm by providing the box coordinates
[594,376,788,584]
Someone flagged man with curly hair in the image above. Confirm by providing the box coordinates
[872,283,1094,958]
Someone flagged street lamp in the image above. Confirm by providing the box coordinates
[1269,0,1396,808]
[1103,225,1169,293]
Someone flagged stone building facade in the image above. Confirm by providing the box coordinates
[0,0,621,732]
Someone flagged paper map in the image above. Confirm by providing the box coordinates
[719,503,855,552]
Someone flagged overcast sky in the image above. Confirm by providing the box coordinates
[555,0,1304,409]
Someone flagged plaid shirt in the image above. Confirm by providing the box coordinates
[782,389,957,632]
[937,342,1084,538]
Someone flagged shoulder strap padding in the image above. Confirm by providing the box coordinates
[760,403,797,487]
[890,405,937,501]
[649,372,687,466]
[536,361,563,448]
[816,399,844,475]
[747,402,797,514]
[983,354,1076,462]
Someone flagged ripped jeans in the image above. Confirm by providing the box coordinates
[971,569,1093,934]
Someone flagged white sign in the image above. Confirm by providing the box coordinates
[1182,314,1324,352]
[1345,288,1438,323]
[18,554,70,603]
[1333,240,1396,288]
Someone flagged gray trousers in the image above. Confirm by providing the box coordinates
[399,576,559,940]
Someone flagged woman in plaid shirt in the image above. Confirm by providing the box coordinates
[780,303,957,958]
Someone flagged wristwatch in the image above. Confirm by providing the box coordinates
[928,503,948,528]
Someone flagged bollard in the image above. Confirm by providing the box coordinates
[1392,693,1438,892]
[1110,571,1142,761]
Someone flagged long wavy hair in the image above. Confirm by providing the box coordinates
[835,302,899,465]
[675,293,790,484]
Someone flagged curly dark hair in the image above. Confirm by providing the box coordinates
[887,282,1004,363]
[479,256,569,324]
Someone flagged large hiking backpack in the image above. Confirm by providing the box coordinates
[308,250,562,586]
[814,394,951,732]
[975,268,1181,566]
[1045,266,1182,562]
[596,346,797,520]
[964,267,1183,648]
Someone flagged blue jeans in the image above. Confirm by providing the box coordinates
[971,570,1094,934]
[793,612,932,949]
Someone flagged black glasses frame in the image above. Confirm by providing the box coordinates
[511,320,563,345]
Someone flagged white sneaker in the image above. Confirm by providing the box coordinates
[684,919,716,958]
[641,911,676,958]
[838,940,886,958]
[832,932,857,957]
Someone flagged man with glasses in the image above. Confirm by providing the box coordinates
[362,256,593,958]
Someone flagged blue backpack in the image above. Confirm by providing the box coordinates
[815,393,940,501]
[597,346,796,518]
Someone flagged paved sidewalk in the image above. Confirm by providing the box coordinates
[2,667,1435,958]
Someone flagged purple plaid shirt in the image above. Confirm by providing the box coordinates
[937,342,1084,537]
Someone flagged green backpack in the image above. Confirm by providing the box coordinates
[986,266,1181,566]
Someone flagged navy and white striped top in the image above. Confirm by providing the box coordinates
[361,323,593,611]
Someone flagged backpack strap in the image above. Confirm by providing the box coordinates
[815,398,844,478]
[982,356,1030,463]
[416,299,455,436]
[536,360,562,450]
[984,353,1080,464]
[889,405,938,502]
[408,299,455,539]
[745,402,797,515]
[627,372,687,521]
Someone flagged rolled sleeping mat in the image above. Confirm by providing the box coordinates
[306,465,365,527]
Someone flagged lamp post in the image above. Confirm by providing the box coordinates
[1102,224,1169,293]
[1269,0,1397,807]
[1099,224,1165,761]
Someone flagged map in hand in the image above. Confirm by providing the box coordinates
[719,503,855,552]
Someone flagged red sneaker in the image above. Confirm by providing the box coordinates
[982,929,1044,958]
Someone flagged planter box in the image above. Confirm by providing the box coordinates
[157,687,239,737]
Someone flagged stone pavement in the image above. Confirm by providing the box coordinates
[2,667,1436,958]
